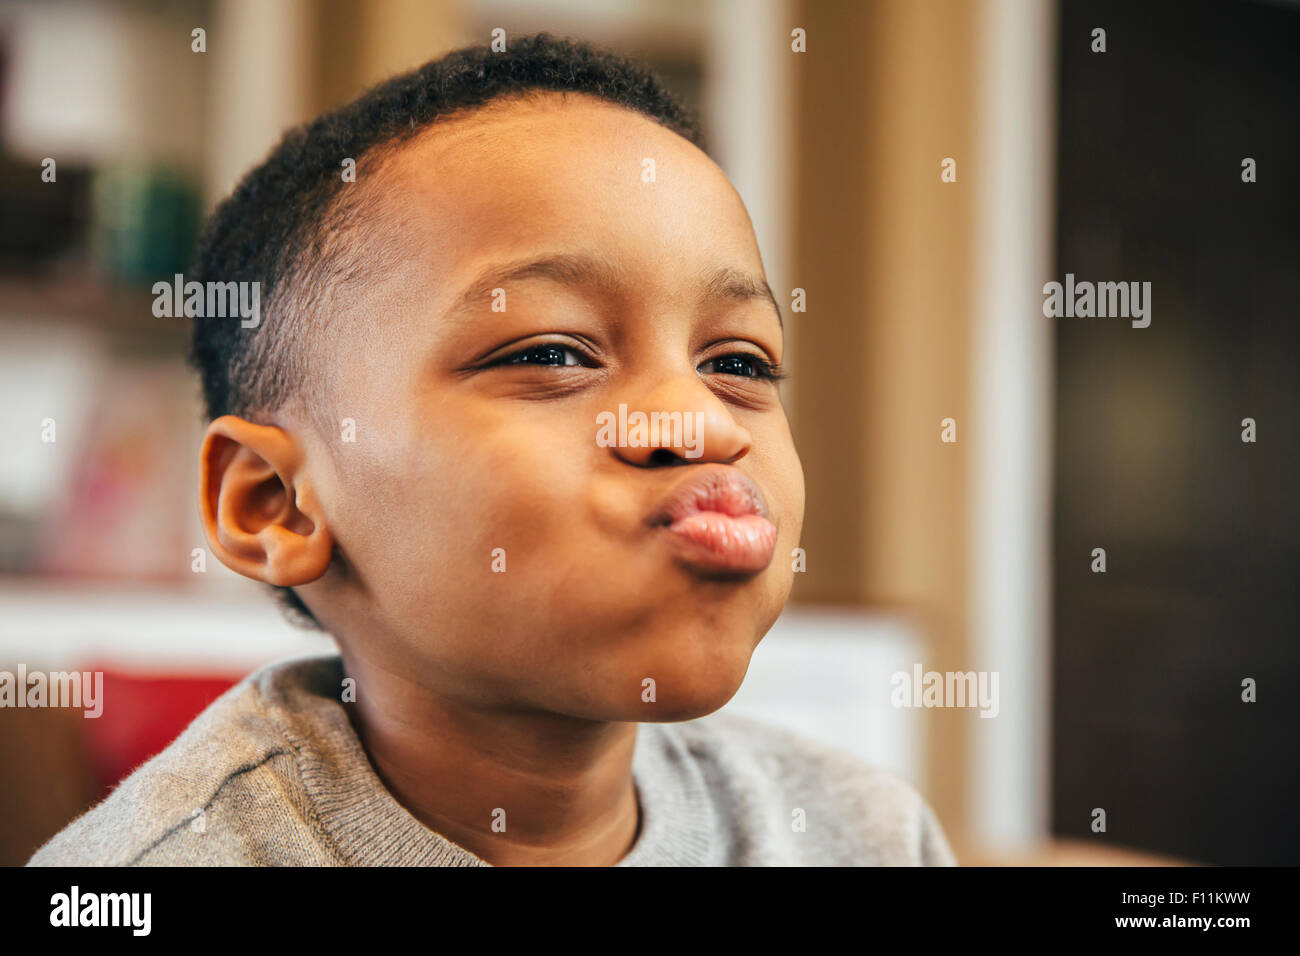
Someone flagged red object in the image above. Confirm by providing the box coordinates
[80,665,243,800]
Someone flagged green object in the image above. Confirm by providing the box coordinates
[91,165,201,287]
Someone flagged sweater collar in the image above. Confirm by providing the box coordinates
[260,654,715,866]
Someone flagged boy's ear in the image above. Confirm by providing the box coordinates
[199,415,334,587]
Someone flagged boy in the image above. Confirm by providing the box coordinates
[30,34,956,866]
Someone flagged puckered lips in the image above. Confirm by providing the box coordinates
[646,464,777,575]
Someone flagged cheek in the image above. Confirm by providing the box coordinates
[756,426,805,612]
[364,410,595,590]
[755,418,806,542]
[788,446,807,538]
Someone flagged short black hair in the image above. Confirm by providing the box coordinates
[187,32,703,628]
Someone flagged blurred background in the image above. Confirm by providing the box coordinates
[0,0,1296,867]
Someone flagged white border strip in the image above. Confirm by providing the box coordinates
[969,0,1059,850]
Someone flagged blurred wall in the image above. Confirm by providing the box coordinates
[790,0,983,856]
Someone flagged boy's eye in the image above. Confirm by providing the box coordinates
[499,344,586,367]
[700,352,786,382]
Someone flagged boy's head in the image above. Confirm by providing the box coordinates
[191,34,804,721]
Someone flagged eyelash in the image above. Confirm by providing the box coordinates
[495,344,788,382]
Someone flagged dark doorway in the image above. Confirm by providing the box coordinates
[1051,0,1300,865]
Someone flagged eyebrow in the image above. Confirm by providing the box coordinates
[444,252,784,328]
[700,265,784,328]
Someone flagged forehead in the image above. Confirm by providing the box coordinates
[361,92,765,299]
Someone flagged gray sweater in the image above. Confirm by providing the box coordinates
[27,653,957,866]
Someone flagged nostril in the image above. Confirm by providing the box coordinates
[648,448,683,467]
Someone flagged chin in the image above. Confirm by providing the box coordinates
[624,640,755,722]
[637,693,741,723]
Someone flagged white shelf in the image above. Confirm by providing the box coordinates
[0,579,331,674]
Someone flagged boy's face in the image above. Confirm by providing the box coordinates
[296,93,804,721]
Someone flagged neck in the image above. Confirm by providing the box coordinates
[338,649,641,866]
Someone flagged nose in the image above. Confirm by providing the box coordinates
[603,374,753,467]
